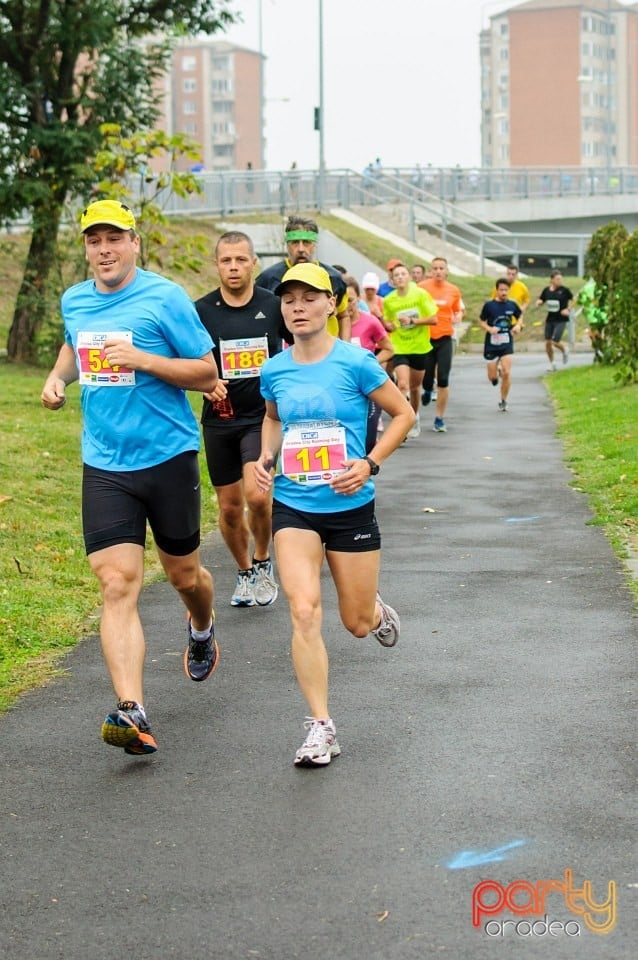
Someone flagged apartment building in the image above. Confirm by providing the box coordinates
[480,0,638,167]
[157,38,264,172]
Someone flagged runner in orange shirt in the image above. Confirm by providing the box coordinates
[419,256,463,433]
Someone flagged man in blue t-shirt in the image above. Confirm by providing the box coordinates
[478,278,522,412]
[41,199,220,759]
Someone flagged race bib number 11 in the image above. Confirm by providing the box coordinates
[281,421,348,485]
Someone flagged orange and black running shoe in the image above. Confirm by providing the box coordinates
[101,700,158,755]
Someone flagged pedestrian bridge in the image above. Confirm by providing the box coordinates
[155,165,638,276]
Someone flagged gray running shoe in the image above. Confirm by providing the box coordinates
[294,717,341,767]
[371,593,400,647]
[407,415,421,439]
[184,616,219,682]
[252,558,278,606]
[231,570,256,607]
[498,399,508,412]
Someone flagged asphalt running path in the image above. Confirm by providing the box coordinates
[0,353,635,959]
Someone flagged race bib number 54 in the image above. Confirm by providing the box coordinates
[77,331,134,386]
[281,421,347,485]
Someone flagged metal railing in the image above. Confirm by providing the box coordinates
[156,163,638,218]
[119,163,638,274]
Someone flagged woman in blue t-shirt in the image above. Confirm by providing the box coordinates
[255,263,414,768]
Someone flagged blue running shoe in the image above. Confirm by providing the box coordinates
[433,417,447,432]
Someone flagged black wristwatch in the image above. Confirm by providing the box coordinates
[362,455,380,476]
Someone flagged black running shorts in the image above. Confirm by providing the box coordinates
[272,499,380,553]
[82,451,201,556]
[203,421,262,487]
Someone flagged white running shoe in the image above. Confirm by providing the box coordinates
[407,415,421,439]
[562,349,569,365]
[294,718,341,766]
[230,570,256,607]
[252,558,278,606]
[371,593,400,647]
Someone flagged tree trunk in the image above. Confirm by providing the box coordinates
[7,200,63,364]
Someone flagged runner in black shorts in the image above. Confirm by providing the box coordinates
[196,231,283,607]
[535,270,573,371]
[82,451,202,556]
[479,278,522,412]
[254,262,415,767]
[40,200,219,758]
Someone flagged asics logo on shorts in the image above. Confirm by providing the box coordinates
[353,533,372,541]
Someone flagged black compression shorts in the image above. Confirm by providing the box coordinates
[272,499,380,553]
[82,451,201,556]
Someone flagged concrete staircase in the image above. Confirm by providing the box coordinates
[332,205,506,277]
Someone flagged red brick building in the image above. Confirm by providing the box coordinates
[156,38,264,172]
[480,0,638,167]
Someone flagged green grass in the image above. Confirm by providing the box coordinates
[545,366,638,578]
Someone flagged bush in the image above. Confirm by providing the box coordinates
[582,221,628,366]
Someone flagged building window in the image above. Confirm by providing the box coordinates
[182,55,196,71]
[213,56,230,71]
[500,22,508,36]
[183,78,197,93]
[499,47,509,61]
[183,101,197,115]
[213,144,234,157]
[183,121,198,135]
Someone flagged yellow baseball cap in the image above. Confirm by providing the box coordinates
[275,262,334,296]
[80,200,136,233]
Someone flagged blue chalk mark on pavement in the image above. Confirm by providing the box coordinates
[447,839,527,870]
[502,516,542,523]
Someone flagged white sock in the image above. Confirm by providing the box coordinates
[190,620,213,640]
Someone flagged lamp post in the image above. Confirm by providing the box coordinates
[258,0,265,168]
[317,0,326,212]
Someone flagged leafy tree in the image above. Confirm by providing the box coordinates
[583,221,628,364]
[0,0,236,363]
[92,124,210,273]
[31,123,213,366]
[616,230,638,384]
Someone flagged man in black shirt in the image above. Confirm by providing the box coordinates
[536,270,573,371]
[196,231,282,607]
[255,215,350,341]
